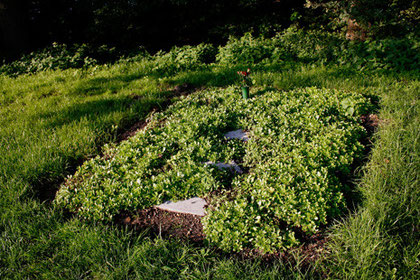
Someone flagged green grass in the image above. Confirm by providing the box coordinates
[326,82,419,279]
[0,57,418,279]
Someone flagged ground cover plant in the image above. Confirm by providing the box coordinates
[55,86,370,253]
[0,30,418,279]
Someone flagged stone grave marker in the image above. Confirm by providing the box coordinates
[156,197,207,216]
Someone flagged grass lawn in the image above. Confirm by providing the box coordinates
[0,58,418,279]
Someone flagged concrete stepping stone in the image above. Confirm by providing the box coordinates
[224,129,249,142]
[156,197,207,216]
[204,161,243,174]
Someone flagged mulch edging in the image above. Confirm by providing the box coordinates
[115,206,328,267]
[116,208,205,243]
[361,113,379,134]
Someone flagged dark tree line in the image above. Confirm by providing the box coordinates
[0,0,305,60]
[0,0,418,60]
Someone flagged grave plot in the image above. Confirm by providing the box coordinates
[55,86,370,253]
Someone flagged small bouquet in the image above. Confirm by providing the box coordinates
[237,68,251,99]
[237,68,251,87]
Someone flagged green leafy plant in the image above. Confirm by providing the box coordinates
[55,86,368,253]
[217,28,419,70]
[151,43,217,75]
[0,43,98,76]
[217,33,275,65]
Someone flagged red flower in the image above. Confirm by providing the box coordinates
[237,70,249,77]
[237,69,252,87]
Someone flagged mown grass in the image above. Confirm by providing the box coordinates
[0,57,418,279]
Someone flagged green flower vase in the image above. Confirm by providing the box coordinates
[241,86,249,99]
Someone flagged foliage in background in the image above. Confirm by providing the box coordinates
[305,0,420,37]
[150,44,217,74]
[1,0,417,63]
[0,43,97,76]
[2,29,419,76]
[217,28,419,71]
[0,0,303,60]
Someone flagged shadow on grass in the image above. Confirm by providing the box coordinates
[169,69,238,88]
[65,62,401,101]
[36,95,160,131]
[69,73,146,96]
[68,61,419,98]
[68,68,169,96]
[167,63,363,91]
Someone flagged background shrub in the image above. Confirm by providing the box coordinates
[151,43,217,74]
[271,27,343,63]
[340,36,420,71]
[217,33,275,65]
[0,43,98,76]
[216,28,419,71]
[2,30,417,77]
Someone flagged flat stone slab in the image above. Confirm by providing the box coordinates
[224,129,249,142]
[204,161,243,174]
[156,197,207,216]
